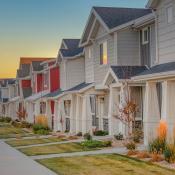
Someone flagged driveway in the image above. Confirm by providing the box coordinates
[0,141,57,175]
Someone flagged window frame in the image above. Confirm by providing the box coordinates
[167,6,173,24]
[100,41,108,65]
[142,27,149,45]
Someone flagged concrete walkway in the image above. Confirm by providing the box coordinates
[0,141,57,175]
[32,145,146,160]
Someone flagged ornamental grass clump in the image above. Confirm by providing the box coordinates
[35,115,48,127]
[164,144,175,163]
[149,120,167,154]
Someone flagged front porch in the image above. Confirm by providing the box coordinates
[144,80,175,145]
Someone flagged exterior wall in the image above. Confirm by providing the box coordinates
[150,23,157,66]
[93,25,116,85]
[156,0,175,63]
[85,47,94,83]
[1,88,9,99]
[66,57,85,90]
[60,61,66,90]
[117,28,140,66]
[50,66,60,92]
[22,80,31,88]
[60,57,85,90]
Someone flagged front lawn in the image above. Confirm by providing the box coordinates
[19,142,99,156]
[38,154,175,175]
[0,123,33,139]
[6,137,67,147]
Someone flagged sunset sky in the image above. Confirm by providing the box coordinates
[0,0,147,78]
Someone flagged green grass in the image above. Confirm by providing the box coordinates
[19,142,98,156]
[38,154,175,175]
[6,137,67,147]
[0,123,33,139]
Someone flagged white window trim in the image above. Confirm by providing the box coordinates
[99,40,108,65]
[142,27,149,45]
[167,6,173,24]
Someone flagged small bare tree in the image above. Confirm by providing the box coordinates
[16,107,27,121]
[114,67,137,139]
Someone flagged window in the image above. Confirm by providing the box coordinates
[167,6,173,23]
[100,41,108,65]
[64,100,71,116]
[40,102,46,114]
[43,71,49,89]
[142,28,149,45]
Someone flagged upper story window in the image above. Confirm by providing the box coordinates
[142,27,149,45]
[43,71,49,89]
[100,41,108,65]
[167,6,173,23]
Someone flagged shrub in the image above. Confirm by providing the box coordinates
[11,120,21,128]
[127,150,138,156]
[76,132,82,136]
[114,133,123,140]
[150,152,164,162]
[164,144,175,163]
[137,151,151,159]
[83,133,92,140]
[35,115,48,127]
[132,129,143,143]
[81,140,111,149]
[93,130,108,136]
[125,141,136,151]
[0,117,11,123]
[33,124,50,135]
[21,121,32,128]
[149,138,166,154]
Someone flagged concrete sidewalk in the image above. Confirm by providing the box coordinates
[0,141,57,175]
[32,145,145,160]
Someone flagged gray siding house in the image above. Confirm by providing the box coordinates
[133,0,175,145]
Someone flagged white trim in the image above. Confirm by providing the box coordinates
[142,27,149,45]
[133,70,175,81]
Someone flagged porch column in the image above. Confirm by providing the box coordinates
[161,80,175,143]
[70,95,76,134]
[144,82,160,145]
[82,95,91,134]
[53,100,58,132]
[75,95,80,133]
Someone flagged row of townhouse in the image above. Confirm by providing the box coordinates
[0,0,174,145]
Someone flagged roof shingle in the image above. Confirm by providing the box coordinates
[111,66,148,79]
[94,7,152,29]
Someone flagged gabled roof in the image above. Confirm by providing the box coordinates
[59,39,84,59]
[0,79,16,87]
[17,64,31,78]
[133,62,175,80]
[66,82,93,92]
[45,89,64,98]
[63,39,81,49]
[80,7,152,46]
[111,66,148,79]
[146,0,160,8]
[93,7,152,29]
[32,61,44,72]
[19,57,52,66]
[103,65,148,86]
[60,47,84,58]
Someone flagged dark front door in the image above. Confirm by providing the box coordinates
[66,118,70,132]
